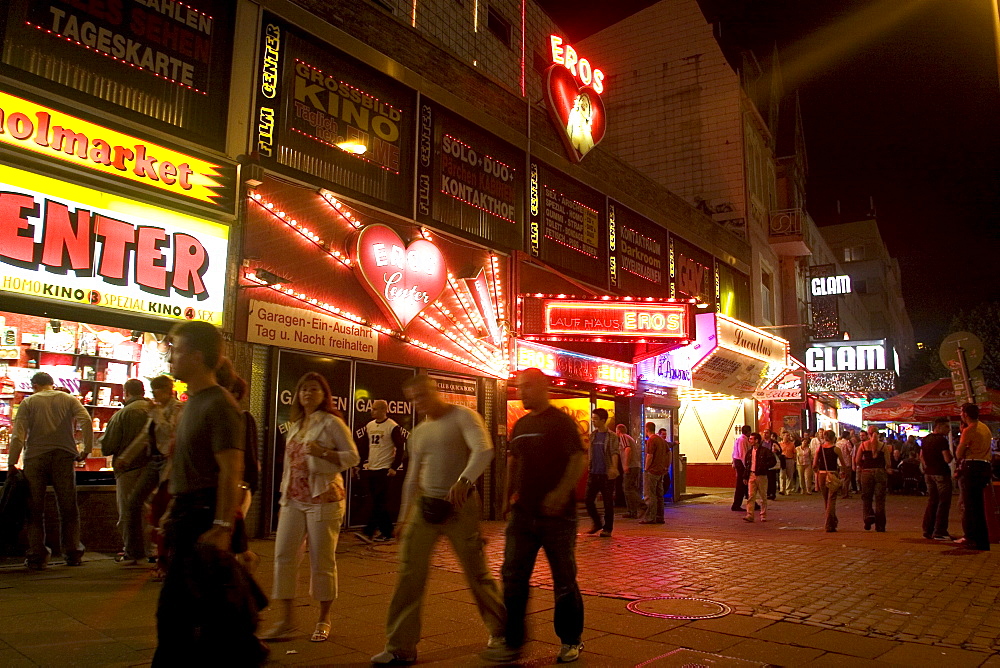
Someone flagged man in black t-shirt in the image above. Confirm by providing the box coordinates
[921,417,954,540]
[152,322,266,667]
[483,368,586,664]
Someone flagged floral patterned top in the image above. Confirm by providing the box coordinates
[286,428,343,504]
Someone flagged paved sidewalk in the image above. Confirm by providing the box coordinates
[0,487,997,666]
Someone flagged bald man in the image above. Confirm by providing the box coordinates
[354,399,407,543]
[484,368,586,664]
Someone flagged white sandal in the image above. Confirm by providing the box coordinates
[311,622,331,642]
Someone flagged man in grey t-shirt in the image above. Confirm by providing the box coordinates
[8,372,93,569]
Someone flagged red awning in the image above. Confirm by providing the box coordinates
[862,378,1000,422]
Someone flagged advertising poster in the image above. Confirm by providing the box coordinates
[416,97,523,250]
[1,0,235,147]
[428,373,478,411]
[270,349,353,531]
[609,201,668,298]
[254,12,416,216]
[528,161,607,287]
[670,236,716,308]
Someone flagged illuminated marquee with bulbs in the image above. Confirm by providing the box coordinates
[545,35,607,162]
[514,340,635,390]
[246,185,508,378]
[519,295,693,343]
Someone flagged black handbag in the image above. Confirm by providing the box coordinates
[421,496,453,524]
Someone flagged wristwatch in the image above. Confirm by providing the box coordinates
[212,519,233,529]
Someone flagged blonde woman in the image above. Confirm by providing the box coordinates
[264,372,359,642]
[813,430,848,532]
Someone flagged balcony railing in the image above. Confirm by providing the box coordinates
[769,208,803,237]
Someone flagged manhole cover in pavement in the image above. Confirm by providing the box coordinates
[627,596,731,620]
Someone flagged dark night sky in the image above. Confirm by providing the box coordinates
[539,0,1000,345]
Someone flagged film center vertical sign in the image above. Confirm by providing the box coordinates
[253,12,415,216]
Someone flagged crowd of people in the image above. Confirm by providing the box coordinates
[7,320,997,665]
[731,410,996,550]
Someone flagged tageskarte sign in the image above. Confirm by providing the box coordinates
[608,201,668,297]
[254,13,415,216]
[0,90,232,209]
[0,165,229,325]
[416,97,523,250]
[1,0,235,146]
[528,161,607,287]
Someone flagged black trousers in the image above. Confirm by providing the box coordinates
[152,490,267,667]
[732,461,748,509]
[766,470,778,499]
[959,461,992,550]
[363,469,395,538]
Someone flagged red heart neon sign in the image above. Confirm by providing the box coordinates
[354,224,447,329]
[545,65,607,163]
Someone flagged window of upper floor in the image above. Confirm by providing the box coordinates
[487,5,512,48]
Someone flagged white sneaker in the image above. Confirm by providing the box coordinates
[487,635,505,649]
[557,643,583,662]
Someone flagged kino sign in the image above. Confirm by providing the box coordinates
[811,275,851,296]
[806,340,889,372]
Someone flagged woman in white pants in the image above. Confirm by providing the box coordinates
[263,372,359,642]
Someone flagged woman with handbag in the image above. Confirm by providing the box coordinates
[855,426,891,532]
[813,430,848,532]
[263,372,359,643]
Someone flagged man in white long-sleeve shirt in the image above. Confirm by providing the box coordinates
[372,374,504,665]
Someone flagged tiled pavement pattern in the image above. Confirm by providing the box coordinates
[0,487,998,666]
[394,489,1000,654]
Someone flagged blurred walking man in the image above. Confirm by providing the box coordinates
[8,372,93,569]
[484,368,586,664]
[153,322,265,666]
[373,375,502,665]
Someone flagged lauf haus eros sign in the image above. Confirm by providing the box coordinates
[0,165,228,325]
[518,295,693,344]
[545,35,606,162]
[0,91,232,209]
[416,98,523,250]
[514,339,634,391]
[805,339,897,395]
[254,13,415,216]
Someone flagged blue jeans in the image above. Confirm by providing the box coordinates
[922,474,952,538]
[641,472,664,522]
[502,509,583,648]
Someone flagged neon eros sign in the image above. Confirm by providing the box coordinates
[521,297,691,342]
[545,35,607,162]
[353,224,446,329]
[515,340,634,389]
